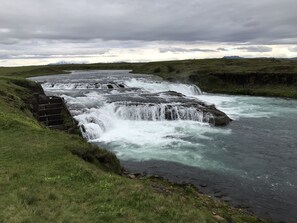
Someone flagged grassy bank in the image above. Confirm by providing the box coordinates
[132,58,297,99]
[0,70,269,222]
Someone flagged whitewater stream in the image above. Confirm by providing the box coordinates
[30,70,297,223]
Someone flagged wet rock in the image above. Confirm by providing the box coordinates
[107,84,114,89]
[80,125,86,133]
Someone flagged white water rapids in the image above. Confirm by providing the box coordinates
[30,70,295,173]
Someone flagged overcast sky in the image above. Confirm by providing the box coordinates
[1,0,297,66]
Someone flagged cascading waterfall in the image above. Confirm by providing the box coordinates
[114,103,211,122]
[43,80,201,95]
[42,82,122,90]
[75,103,212,141]
[39,76,207,142]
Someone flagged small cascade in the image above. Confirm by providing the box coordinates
[74,107,116,140]
[114,103,211,122]
[124,78,202,96]
[190,85,202,95]
[42,82,125,90]
[74,102,213,141]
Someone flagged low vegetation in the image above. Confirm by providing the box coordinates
[132,58,297,99]
[0,63,270,222]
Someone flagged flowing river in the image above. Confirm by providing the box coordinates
[30,70,297,223]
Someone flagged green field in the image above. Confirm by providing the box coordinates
[0,59,285,222]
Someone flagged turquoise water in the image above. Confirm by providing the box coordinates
[30,70,297,223]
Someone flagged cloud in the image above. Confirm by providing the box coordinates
[217,46,273,53]
[159,47,216,53]
[217,48,229,52]
[1,0,297,44]
[288,46,297,52]
[236,46,273,52]
[0,0,296,65]
[0,40,111,60]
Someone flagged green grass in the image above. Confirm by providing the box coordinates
[0,68,269,222]
[132,58,297,99]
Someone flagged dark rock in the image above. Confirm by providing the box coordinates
[80,125,86,133]
[107,84,114,89]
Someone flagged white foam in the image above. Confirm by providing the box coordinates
[195,94,277,120]
[124,78,202,96]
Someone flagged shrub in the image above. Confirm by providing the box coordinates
[153,67,161,73]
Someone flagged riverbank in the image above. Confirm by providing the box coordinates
[0,74,269,222]
[132,58,297,99]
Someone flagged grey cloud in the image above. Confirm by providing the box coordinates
[159,47,216,53]
[217,46,273,53]
[217,48,229,52]
[0,0,297,44]
[0,0,296,64]
[0,39,111,59]
[236,46,273,52]
[0,54,103,60]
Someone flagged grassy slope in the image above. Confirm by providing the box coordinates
[132,58,297,99]
[0,65,268,222]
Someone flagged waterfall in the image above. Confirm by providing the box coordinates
[114,103,211,122]
[42,82,122,90]
[124,78,202,96]
[37,72,212,143]
[74,103,212,141]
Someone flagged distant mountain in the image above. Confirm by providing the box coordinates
[223,56,244,59]
[48,60,88,65]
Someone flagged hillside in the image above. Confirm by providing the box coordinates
[132,58,297,99]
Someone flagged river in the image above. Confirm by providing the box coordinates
[30,70,297,223]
